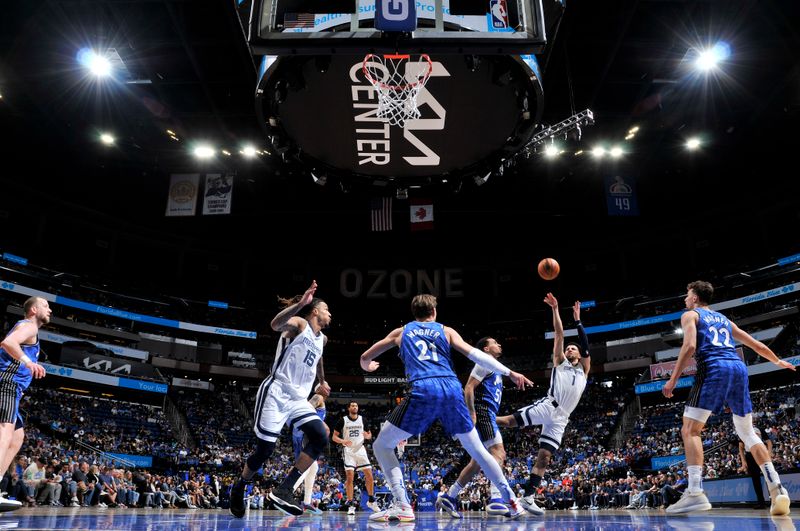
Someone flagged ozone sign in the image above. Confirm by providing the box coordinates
[257,54,540,180]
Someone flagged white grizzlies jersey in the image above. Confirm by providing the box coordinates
[343,415,365,451]
[547,358,587,416]
[270,322,325,400]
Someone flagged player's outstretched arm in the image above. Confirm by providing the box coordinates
[574,300,591,376]
[360,328,403,372]
[545,293,565,366]
[731,322,797,371]
[447,327,532,389]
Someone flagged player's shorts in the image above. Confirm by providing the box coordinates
[513,397,569,453]
[253,379,317,442]
[386,376,473,436]
[0,381,22,427]
[475,404,502,449]
[343,446,372,470]
[685,359,753,419]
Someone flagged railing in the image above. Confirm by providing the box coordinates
[611,395,641,449]
[164,396,196,450]
[73,439,137,469]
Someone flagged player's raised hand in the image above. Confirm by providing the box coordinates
[299,280,318,307]
[509,371,533,390]
[573,301,581,321]
[544,292,558,309]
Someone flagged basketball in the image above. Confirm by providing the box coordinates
[538,258,560,280]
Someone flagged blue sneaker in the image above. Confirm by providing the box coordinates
[435,494,461,519]
[487,497,510,516]
[303,502,323,515]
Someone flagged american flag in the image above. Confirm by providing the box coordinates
[370,197,393,232]
[284,13,316,28]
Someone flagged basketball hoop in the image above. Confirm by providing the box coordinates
[363,53,433,128]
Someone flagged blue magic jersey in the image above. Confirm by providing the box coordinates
[694,308,741,366]
[0,320,40,392]
[399,321,454,382]
[470,364,503,415]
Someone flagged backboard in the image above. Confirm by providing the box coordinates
[240,0,552,55]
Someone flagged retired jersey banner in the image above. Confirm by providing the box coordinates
[605,174,639,216]
[202,174,234,215]
[165,174,200,217]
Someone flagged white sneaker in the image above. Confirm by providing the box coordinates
[366,500,380,512]
[507,498,526,520]
[347,504,356,515]
[665,490,711,515]
[770,485,791,516]
[98,502,108,508]
[369,501,414,522]
[0,491,22,512]
[519,494,544,516]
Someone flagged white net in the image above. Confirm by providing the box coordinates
[362,54,433,128]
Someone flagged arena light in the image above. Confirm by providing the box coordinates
[609,146,624,158]
[544,144,560,158]
[193,145,215,159]
[222,149,232,156]
[241,145,258,158]
[591,146,606,159]
[99,133,115,145]
[686,137,702,150]
[78,49,112,77]
[694,42,731,72]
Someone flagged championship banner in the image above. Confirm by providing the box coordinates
[202,174,234,215]
[165,174,199,217]
[649,359,697,380]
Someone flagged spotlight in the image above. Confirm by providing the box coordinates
[609,146,624,158]
[311,172,327,186]
[473,172,491,186]
[544,144,560,159]
[194,145,215,159]
[694,42,731,72]
[686,137,702,150]
[241,146,258,158]
[99,133,115,145]
[79,49,112,77]
[591,146,606,159]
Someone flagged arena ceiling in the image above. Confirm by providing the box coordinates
[1,0,799,310]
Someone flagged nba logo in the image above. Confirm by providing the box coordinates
[490,0,509,29]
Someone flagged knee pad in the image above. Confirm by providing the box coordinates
[246,438,276,471]
[299,420,327,459]
[732,414,762,451]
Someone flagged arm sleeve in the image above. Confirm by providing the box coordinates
[469,364,490,382]
[576,321,590,358]
[467,349,511,376]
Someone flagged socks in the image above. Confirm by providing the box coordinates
[281,467,303,491]
[527,473,542,495]
[687,465,703,493]
[448,480,464,498]
[489,483,502,500]
[368,495,375,502]
[455,430,515,504]
[759,462,781,493]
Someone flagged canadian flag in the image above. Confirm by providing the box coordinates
[410,198,434,231]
